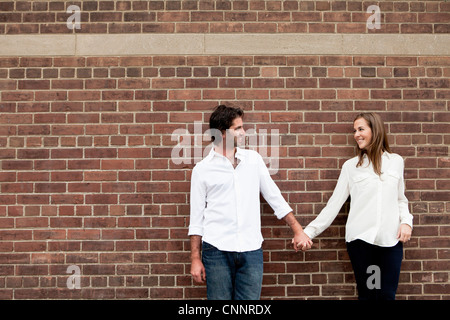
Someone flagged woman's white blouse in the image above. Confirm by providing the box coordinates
[304,152,413,247]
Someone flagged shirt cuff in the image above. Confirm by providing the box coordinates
[274,207,293,220]
[400,215,413,229]
[188,226,203,236]
[303,226,315,240]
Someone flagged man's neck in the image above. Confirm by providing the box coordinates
[214,144,237,164]
[214,144,236,159]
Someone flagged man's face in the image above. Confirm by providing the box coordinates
[224,117,245,147]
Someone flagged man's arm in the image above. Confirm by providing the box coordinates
[190,235,206,284]
[255,154,313,251]
[283,212,313,252]
[188,166,207,284]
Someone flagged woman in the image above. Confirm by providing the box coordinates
[301,112,413,300]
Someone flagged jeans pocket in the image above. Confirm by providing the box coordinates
[202,242,228,270]
[202,241,217,253]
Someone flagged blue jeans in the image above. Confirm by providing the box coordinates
[201,242,263,300]
[346,239,403,300]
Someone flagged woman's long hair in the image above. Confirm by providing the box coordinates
[354,112,391,175]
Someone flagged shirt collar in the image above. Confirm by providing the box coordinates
[235,147,245,161]
[204,145,216,162]
[362,151,391,159]
[205,145,245,162]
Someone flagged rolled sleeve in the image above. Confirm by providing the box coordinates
[398,159,413,228]
[257,154,293,219]
[188,166,206,236]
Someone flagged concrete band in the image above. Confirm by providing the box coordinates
[1,34,449,56]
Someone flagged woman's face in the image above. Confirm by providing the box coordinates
[353,118,373,150]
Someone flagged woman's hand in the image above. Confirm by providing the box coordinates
[397,224,412,243]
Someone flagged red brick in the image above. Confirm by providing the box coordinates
[2,91,34,101]
[304,89,336,99]
[321,56,352,66]
[319,78,351,88]
[309,23,336,33]
[371,89,402,99]
[244,22,277,32]
[292,12,322,22]
[387,57,417,66]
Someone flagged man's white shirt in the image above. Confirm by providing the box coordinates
[188,146,292,252]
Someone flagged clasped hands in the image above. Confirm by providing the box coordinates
[292,231,313,252]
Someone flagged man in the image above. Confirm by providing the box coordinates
[188,105,312,300]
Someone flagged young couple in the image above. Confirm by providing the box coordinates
[188,105,413,301]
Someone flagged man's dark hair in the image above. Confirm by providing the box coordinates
[209,105,244,145]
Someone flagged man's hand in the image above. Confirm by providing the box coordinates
[190,257,206,284]
[282,212,313,252]
[190,235,206,284]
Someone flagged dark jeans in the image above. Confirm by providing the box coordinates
[346,239,403,300]
[201,242,263,300]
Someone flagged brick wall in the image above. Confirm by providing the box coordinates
[0,1,449,300]
[0,0,449,34]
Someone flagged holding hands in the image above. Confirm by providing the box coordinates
[292,231,313,252]
[282,212,313,252]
